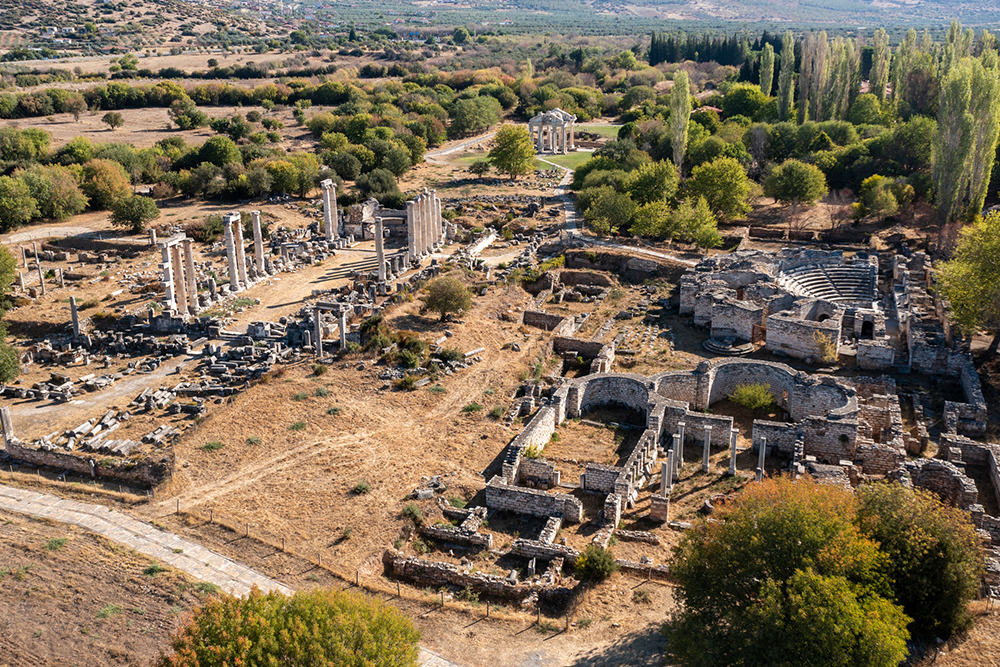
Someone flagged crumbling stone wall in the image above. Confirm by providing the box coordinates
[521,310,574,335]
[518,458,560,489]
[765,309,842,361]
[901,459,978,509]
[485,475,583,522]
[4,439,171,487]
[581,463,620,493]
[710,299,763,341]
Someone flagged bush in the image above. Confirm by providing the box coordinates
[98,603,122,619]
[488,405,504,419]
[200,441,225,452]
[311,363,327,376]
[455,587,479,604]
[727,383,775,411]
[462,402,482,413]
[315,387,329,397]
[155,588,420,667]
[421,277,472,322]
[110,195,160,233]
[437,347,463,362]
[402,502,423,526]
[398,349,421,369]
[293,391,308,401]
[448,497,466,509]
[632,588,652,604]
[246,436,262,445]
[395,375,418,391]
[289,421,307,431]
[45,537,68,551]
[576,545,618,581]
[143,562,166,576]
[353,480,372,495]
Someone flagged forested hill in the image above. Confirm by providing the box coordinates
[337,0,1000,34]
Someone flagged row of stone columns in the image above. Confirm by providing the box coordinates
[321,179,339,242]
[222,211,268,295]
[662,422,747,486]
[529,124,575,154]
[159,236,198,316]
[313,302,349,359]
[406,188,442,261]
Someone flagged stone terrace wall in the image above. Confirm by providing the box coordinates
[5,439,172,487]
[486,476,583,522]
[522,310,575,335]
[558,270,615,288]
[503,405,557,483]
[582,463,621,493]
[553,337,607,358]
[856,441,905,476]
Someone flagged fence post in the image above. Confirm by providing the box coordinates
[440,590,444,607]
[282,536,285,551]
[176,498,179,514]
[245,522,249,538]
[319,553,322,567]
[397,580,400,597]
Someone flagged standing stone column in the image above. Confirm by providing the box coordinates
[149,228,157,246]
[16,272,23,291]
[672,433,681,479]
[662,458,672,495]
[339,308,348,349]
[728,428,739,476]
[0,406,13,448]
[570,126,575,150]
[702,426,712,473]
[160,245,175,310]
[677,421,685,467]
[375,217,386,283]
[20,246,27,268]
[757,436,767,477]
[406,200,417,261]
[314,308,324,358]
[57,268,64,289]
[36,257,45,296]
[170,243,187,316]
[234,214,249,288]
[536,126,543,151]
[70,296,80,337]
[223,213,241,292]
[251,210,265,274]
[321,179,337,241]
[183,239,198,314]
[430,189,440,246]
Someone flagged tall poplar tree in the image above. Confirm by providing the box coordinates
[967,54,1000,216]
[778,30,795,121]
[760,43,775,97]
[671,70,691,174]
[798,33,815,123]
[891,29,917,104]
[934,58,974,223]
[871,29,892,102]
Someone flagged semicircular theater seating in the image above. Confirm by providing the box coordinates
[778,263,876,303]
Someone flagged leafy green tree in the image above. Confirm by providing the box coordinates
[328,152,362,181]
[157,587,420,667]
[81,159,131,210]
[759,44,775,98]
[449,97,502,138]
[264,160,301,195]
[452,27,470,44]
[584,188,635,236]
[669,477,910,667]
[488,124,536,180]
[763,159,828,205]
[469,161,491,179]
[856,483,982,638]
[65,94,86,123]
[670,71,691,172]
[847,93,883,126]
[629,200,674,240]
[200,136,241,167]
[624,161,679,205]
[686,156,752,220]
[777,31,795,121]
[936,211,1000,333]
[101,111,124,130]
[935,58,975,223]
[870,29,892,102]
[111,195,159,233]
[381,145,412,177]
[421,276,472,322]
[0,175,38,230]
[576,545,619,581]
[17,165,88,221]
[673,197,721,250]
[0,323,18,383]
[727,382,775,411]
[722,84,769,120]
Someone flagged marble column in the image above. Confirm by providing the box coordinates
[757,436,767,477]
[149,228,157,246]
[223,213,241,292]
[20,246,27,268]
[430,189,440,246]
[375,217,386,283]
[672,433,681,479]
[57,268,64,289]
[677,421,685,468]
[728,428,739,476]
[36,257,45,296]
[339,309,347,349]
[406,200,417,261]
[170,244,187,316]
[234,215,249,288]
[662,458,672,495]
[314,308,323,358]
[160,246,175,310]
[70,296,80,337]
[251,210,265,274]
[183,239,198,314]
[321,179,336,241]
[702,426,712,473]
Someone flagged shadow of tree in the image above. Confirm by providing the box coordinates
[565,625,666,667]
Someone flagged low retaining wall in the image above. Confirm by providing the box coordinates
[4,439,172,488]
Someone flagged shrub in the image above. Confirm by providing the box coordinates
[143,562,166,576]
[315,387,329,397]
[727,383,775,411]
[428,385,447,394]
[402,502,423,525]
[246,436,262,445]
[577,617,592,629]
[395,375,418,391]
[456,587,480,604]
[421,277,472,322]
[576,545,619,581]
[290,421,307,431]
[353,480,372,495]
[327,406,342,416]
[293,391,308,401]
[437,347,463,362]
[311,363,327,376]
[155,588,420,667]
[342,527,353,540]
[632,588,652,604]
[448,497,466,509]
[488,405,504,419]
[462,402,482,413]
[524,444,543,459]
[200,441,225,452]
[398,349,421,369]
[98,604,122,619]
[45,537,68,551]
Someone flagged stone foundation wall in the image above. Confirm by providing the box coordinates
[903,459,978,509]
[419,524,493,549]
[4,439,171,487]
[711,299,763,341]
[522,310,574,335]
[558,270,615,288]
[855,441,905,476]
[765,313,841,362]
[511,539,580,564]
[857,340,895,370]
[485,476,583,522]
[519,458,560,489]
[581,463,621,493]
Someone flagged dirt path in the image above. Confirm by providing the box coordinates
[426,132,497,163]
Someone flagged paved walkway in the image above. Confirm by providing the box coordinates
[0,484,461,666]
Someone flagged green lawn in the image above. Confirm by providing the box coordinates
[577,124,622,138]
[538,151,593,170]
[451,155,550,170]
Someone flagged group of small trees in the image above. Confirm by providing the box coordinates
[668,477,982,667]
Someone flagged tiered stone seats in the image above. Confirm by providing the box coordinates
[778,263,875,303]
